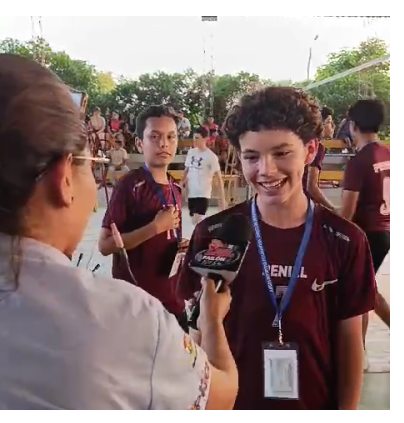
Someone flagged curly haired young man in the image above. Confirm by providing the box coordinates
[178,87,376,410]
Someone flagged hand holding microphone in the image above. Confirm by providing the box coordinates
[198,277,232,330]
[187,213,252,330]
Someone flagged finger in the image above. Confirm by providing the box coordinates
[201,277,216,294]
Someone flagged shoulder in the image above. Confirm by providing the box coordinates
[195,201,249,238]
[344,152,361,171]
[318,142,325,155]
[314,205,367,247]
[208,149,219,158]
[115,169,147,192]
[76,269,165,338]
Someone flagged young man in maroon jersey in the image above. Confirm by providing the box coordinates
[99,105,188,327]
[340,99,390,367]
[302,106,336,210]
[177,87,376,410]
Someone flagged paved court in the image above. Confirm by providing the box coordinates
[73,187,390,409]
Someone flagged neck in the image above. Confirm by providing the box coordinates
[256,190,309,229]
[356,133,378,150]
[145,164,169,184]
[197,144,208,151]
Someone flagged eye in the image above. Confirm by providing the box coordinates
[243,155,259,162]
[273,151,291,158]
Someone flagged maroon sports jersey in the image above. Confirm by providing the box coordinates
[102,168,184,315]
[343,142,390,232]
[302,142,325,193]
[177,201,375,410]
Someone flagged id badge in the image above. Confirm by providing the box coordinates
[263,342,299,400]
[169,252,185,278]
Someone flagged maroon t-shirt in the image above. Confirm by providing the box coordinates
[343,142,390,233]
[102,168,184,315]
[303,142,325,193]
[177,201,375,410]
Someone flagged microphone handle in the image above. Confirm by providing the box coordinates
[187,274,225,331]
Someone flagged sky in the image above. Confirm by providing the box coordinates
[0,16,390,82]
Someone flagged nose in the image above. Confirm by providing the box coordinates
[258,155,278,176]
[158,135,170,149]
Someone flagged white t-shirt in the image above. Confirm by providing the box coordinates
[0,235,211,410]
[109,148,128,167]
[185,147,221,199]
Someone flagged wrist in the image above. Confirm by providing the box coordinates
[149,220,160,236]
[199,316,223,334]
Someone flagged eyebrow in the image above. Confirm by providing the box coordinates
[242,142,293,154]
[271,142,294,150]
[150,130,177,135]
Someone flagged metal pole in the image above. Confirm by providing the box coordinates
[306,35,318,81]
[201,17,217,118]
[307,47,312,81]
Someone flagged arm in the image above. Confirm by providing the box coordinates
[122,149,128,166]
[200,319,238,410]
[212,155,226,209]
[180,167,189,188]
[98,179,160,256]
[340,190,359,220]
[99,224,158,256]
[341,158,363,220]
[214,171,226,209]
[337,316,363,409]
[150,302,237,410]
[96,117,106,134]
[337,230,376,409]
[307,167,335,210]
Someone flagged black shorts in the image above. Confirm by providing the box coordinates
[188,197,209,216]
[366,231,390,274]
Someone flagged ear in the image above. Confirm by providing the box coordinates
[136,137,144,154]
[47,154,75,208]
[304,139,319,166]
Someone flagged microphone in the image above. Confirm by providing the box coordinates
[187,213,252,330]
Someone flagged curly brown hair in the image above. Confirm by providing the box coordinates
[224,86,324,149]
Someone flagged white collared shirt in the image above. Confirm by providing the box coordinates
[0,235,210,410]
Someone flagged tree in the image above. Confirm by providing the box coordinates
[1,35,390,134]
[311,37,390,129]
[210,72,267,124]
[97,72,116,94]
[0,37,101,101]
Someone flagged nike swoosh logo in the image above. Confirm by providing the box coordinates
[312,279,338,292]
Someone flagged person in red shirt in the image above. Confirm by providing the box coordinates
[206,116,218,132]
[98,105,189,328]
[178,87,375,410]
[340,99,390,366]
[302,107,336,210]
[109,111,123,134]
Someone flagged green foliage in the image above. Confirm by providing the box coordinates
[312,37,390,129]
[0,36,390,131]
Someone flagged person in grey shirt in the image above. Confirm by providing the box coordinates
[0,54,238,410]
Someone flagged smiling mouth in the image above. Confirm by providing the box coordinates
[258,178,288,190]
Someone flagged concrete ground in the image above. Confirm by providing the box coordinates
[75,187,390,410]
